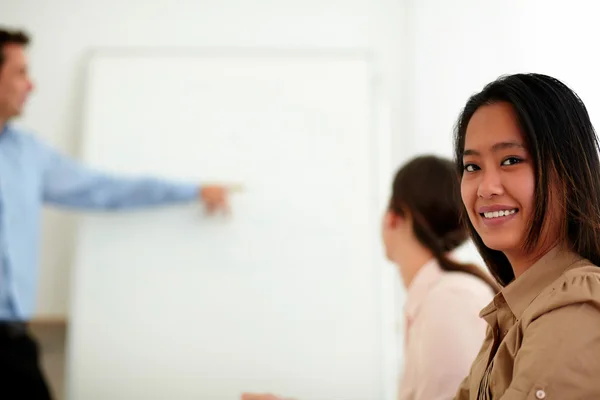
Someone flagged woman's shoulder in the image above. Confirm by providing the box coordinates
[435,269,493,292]
[547,261,600,300]
[525,262,600,321]
[416,272,493,324]
[426,270,494,306]
[562,261,600,278]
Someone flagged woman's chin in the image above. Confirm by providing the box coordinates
[478,236,519,253]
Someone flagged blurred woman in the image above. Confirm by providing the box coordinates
[242,155,497,400]
[384,155,497,400]
[453,73,600,399]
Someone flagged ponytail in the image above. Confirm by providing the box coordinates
[412,212,500,293]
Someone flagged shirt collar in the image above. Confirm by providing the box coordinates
[404,258,443,320]
[493,245,584,320]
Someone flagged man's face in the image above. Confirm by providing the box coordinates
[0,44,33,120]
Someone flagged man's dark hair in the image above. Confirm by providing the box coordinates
[0,28,30,67]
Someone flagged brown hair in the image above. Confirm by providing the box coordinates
[389,155,499,293]
[0,28,30,68]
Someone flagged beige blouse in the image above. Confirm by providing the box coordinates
[454,246,600,399]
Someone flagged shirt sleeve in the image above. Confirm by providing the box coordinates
[410,286,489,400]
[499,272,600,399]
[35,136,200,210]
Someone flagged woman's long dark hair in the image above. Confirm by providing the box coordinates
[389,155,499,292]
[454,73,600,286]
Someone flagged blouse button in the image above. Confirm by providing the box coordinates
[535,389,546,399]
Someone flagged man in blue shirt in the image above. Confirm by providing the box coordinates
[0,28,231,399]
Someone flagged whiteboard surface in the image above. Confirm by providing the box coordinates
[67,50,391,400]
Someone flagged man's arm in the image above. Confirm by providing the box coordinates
[36,137,204,210]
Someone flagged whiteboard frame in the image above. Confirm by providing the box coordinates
[67,46,397,400]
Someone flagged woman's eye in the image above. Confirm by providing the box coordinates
[501,157,522,166]
[464,164,478,172]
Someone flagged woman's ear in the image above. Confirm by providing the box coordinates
[385,209,409,230]
[383,210,396,230]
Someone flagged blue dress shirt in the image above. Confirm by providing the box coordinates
[0,124,200,321]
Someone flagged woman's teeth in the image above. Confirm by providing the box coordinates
[483,209,517,219]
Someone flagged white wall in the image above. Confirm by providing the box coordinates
[405,0,527,160]
[0,0,408,317]
[405,0,600,159]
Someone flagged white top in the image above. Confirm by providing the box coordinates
[398,258,493,400]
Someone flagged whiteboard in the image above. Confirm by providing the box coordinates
[66,49,394,400]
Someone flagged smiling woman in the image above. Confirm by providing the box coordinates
[459,101,539,278]
[452,73,600,400]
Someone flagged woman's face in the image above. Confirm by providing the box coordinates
[460,102,536,253]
